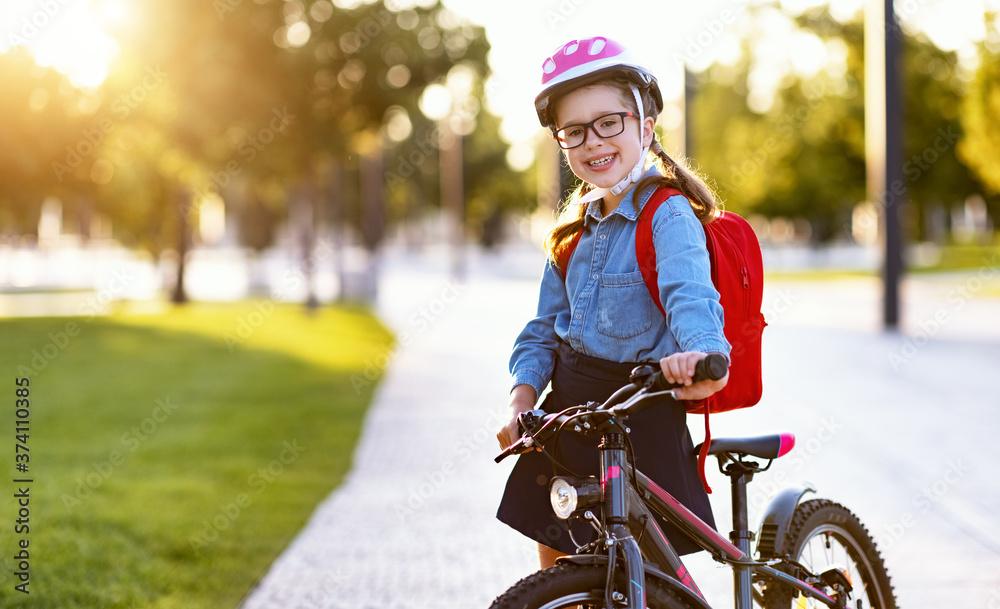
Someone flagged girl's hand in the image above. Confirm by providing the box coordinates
[659,351,729,401]
[497,384,538,449]
[497,416,523,451]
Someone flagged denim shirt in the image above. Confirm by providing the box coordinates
[510,171,731,397]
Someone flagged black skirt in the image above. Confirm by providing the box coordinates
[496,342,716,556]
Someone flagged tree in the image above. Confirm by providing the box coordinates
[88,0,500,302]
[690,6,867,240]
[0,48,91,238]
[901,26,988,242]
[958,15,1000,225]
[690,3,993,242]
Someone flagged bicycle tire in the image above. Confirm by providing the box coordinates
[490,563,699,609]
[761,499,897,609]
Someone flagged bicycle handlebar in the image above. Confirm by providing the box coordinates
[649,352,728,392]
[495,353,728,463]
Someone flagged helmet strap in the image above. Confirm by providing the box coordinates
[576,84,649,205]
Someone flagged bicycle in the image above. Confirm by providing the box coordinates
[491,354,896,609]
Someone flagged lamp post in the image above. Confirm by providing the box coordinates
[866,0,904,329]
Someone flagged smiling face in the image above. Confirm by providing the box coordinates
[553,83,654,202]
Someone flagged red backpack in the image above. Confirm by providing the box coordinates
[558,187,767,492]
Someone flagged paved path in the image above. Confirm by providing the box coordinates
[240,244,1000,609]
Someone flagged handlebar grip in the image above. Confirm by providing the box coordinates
[495,445,516,463]
[650,353,728,392]
[495,435,533,463]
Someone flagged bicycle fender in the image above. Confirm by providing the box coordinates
[555,554,712,609]
[756,483,817,559]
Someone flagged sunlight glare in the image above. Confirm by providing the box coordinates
[903,0,987,52]
[94,0,130,27]
[2,0,119,88]
[789,31,828,77]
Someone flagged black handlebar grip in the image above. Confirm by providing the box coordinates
[650,353,728,392]
[495,446,515,463]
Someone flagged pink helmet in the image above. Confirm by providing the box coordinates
[534,36,663,129]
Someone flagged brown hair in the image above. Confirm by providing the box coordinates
[543,78,721,269]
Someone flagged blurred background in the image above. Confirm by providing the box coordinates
[2,1,1000,608]
[1,0,997,310]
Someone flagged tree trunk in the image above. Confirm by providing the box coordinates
[327,161,347,303]
[292,173,319,311]
[360,143,385,301]
[171,188,192,304]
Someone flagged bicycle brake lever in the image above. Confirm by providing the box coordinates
[516,409,548,435]
[494,432,539,464]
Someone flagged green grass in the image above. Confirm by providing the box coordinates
[764,241,1000,280]
[910,240,1000,273]
[764,269,877,281]
[0,302,393,608]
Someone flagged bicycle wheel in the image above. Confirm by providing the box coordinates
[490,563,699,609]
[761,499,896,609]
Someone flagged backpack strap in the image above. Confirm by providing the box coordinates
[636,187,715,494]
[555,230,584,280]
[634,187,681,316]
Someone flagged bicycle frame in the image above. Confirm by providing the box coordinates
[564,429,842,609]
[497,360,856,609]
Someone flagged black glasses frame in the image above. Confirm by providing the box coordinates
[552,111,637,149]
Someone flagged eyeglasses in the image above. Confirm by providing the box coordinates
[553,112,637,149]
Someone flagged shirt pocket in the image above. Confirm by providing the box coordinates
[597,271,653,339]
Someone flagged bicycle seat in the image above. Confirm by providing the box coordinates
[694,433,795,460]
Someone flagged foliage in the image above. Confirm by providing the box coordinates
[958,16,1000,223]
[0,49,91,236]
[691,3,994,243]
[902,24,991,241]
[1,0,529,291]
[691,7,867,240]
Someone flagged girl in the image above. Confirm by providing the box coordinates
[495,36,731,570]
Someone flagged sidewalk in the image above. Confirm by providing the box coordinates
[239,243,1000,609]
[238,246,545,609]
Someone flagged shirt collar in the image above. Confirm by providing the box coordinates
[582,166,663,225]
